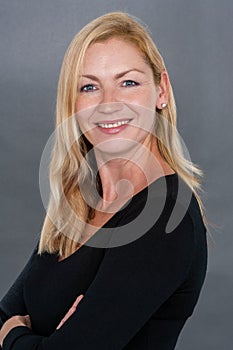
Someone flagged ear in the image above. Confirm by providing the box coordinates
[156,71,169,110]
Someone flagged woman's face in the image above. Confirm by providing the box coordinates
[75,37,165,155]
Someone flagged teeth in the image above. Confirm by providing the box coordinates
[97,119,130,128]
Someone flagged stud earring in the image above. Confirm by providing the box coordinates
[161,103,167,108]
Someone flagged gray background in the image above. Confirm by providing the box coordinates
[0,0,232,348]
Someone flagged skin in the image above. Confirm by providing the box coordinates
[0,37,173,345]
[0,295,84,346]
[76,37,173,212]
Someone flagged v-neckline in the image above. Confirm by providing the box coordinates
[56,173,177,264]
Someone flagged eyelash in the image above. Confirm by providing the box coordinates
[122,80,140,87]
[80,84,97,92]
[79,80,140,92]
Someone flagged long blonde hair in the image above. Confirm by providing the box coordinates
[38,12,206,258]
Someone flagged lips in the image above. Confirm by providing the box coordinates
[94,119,132,134]
[95,119,131,129]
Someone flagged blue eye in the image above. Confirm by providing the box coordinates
[80,84,96,92]
[122,80,139,87]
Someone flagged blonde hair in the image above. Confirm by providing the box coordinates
[38,12,206,258]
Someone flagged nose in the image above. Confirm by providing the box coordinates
[97,89,123,114]
[97,101,123,114]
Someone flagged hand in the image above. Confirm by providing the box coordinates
[56,294,84,330]
[0,314,31,347]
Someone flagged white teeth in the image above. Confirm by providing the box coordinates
[97,119,130,128]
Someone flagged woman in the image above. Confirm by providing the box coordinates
[0,12,208,349]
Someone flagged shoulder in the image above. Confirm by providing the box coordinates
[157,173,206,234]
[167,174,206,236]
[104,175,198,249]
[128,174,205,246]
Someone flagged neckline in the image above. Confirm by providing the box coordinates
[56,172,177,264]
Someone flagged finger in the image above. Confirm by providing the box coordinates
[66,295,84,317]
[56,307,77,330]
[56,319,65,330]
[63,307,76,321]
[56,295,84,330]
[23,315,31,328]
[24,315,32,328]
[72,294,84,308]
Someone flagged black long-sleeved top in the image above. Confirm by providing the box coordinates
[0,174,208,349]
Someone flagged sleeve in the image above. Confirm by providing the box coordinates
[0,242,39,328]
[2,210,196,350]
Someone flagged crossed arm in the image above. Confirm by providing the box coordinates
[0,210,196,350]
[0,293,84,346]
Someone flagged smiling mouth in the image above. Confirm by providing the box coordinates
[95,119,132,129]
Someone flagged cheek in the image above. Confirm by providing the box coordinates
[77,120,96,146]
[75,104,97,142]
[130,89,157,110]
[75,95,96,113]
[75,98,86,113]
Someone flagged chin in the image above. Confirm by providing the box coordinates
[94,139,139,158]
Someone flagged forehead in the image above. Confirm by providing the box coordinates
[82,38,149,71]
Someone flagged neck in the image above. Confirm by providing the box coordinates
[94,136,174,210]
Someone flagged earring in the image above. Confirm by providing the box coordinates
[161,103,167,109]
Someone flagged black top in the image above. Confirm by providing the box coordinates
[0,174,208,350]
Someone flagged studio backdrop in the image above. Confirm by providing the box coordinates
[0,1,232,349]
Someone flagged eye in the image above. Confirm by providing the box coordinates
[122,80,139,87]
[80,84,97,92]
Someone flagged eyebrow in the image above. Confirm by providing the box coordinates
[81,69,145,81]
